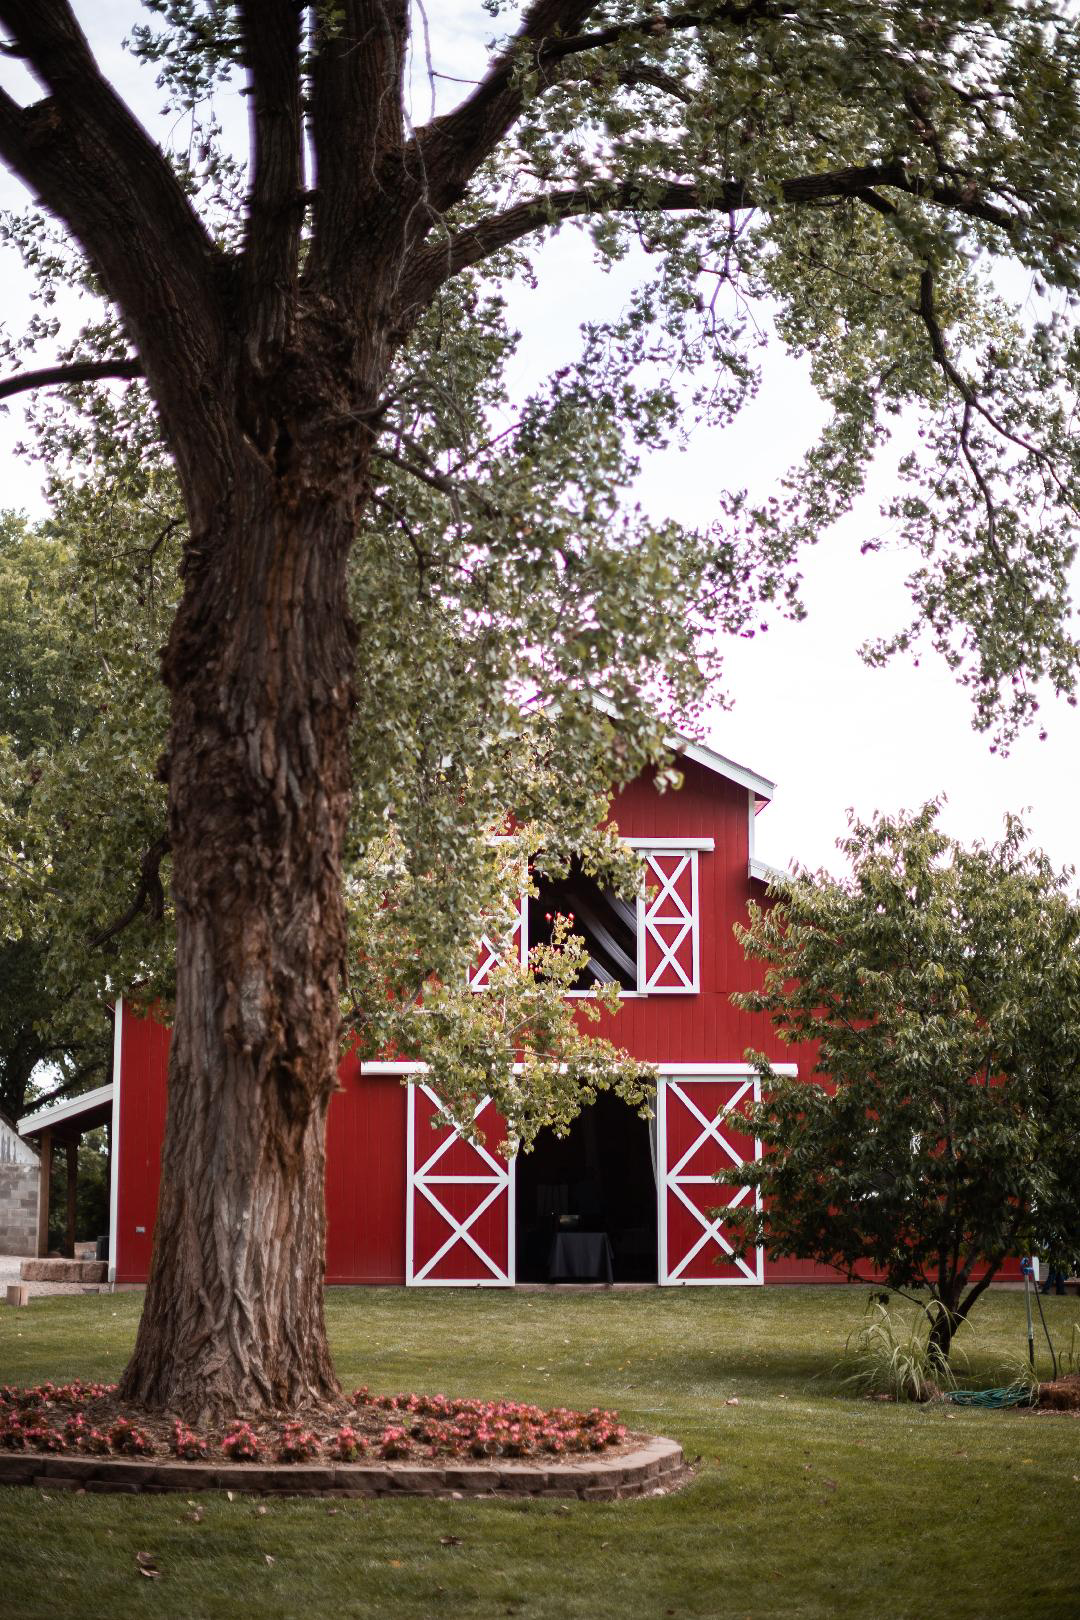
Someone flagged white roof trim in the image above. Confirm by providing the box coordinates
[749,857,792,886]
[588,696,775,802]
[669,736,775,802]
[18,1082,114,1137]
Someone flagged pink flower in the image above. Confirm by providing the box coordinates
[328,1425,367,1462]
[108,1417,153,1456]
[221,1422,261,1462]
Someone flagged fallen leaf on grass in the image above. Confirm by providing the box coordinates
[255,1505,268,1516]
[389,1559,403,1567]
[135,1553,161,1580]
[264,1554,275,1567]
[725,1397,740,1407]
[226,1490,235,1501]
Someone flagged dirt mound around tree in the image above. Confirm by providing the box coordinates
[1037,1374,1080,1411]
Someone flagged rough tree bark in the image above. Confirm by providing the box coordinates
[119,417,367,1416]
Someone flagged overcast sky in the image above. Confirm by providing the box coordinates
[1,4,1077,879]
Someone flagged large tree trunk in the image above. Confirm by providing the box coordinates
[119,423,362,1421]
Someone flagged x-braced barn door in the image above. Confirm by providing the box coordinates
[406,1084,515,1286]
[657,1075,763,1285]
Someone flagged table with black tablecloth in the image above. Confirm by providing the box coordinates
[546,1231,614,1283]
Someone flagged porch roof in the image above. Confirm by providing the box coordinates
[18,1083,114,1143]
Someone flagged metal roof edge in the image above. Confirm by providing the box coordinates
[749,856,792,885]
[18,1082,115,1137]
[671,735,776,802]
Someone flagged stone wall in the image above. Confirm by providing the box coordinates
[0,1164,38,1254]
[0,1119,39,1254]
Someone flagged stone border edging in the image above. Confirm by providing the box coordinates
[0,1435,685,1501]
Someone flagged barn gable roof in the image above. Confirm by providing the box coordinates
[671,733,775,805]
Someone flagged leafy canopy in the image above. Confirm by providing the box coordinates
[5,4,1080,1134]
[720,803,1080,1336]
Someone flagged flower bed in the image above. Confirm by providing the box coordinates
[0,1382,631,1465]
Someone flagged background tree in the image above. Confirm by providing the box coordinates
[0,505,167,1121]
[721,804,1080,1356]
[1,2,1080,1416]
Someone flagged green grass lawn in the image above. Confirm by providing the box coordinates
[1,1285,1078,1620]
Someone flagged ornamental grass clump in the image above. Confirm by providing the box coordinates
[838,1301,961,1403]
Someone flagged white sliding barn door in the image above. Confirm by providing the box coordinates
[657,1074,763,1285]
[406,1084,516,1286]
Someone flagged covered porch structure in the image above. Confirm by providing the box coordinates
[17,1084,114,1261]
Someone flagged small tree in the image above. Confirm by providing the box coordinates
[721,804,1080,1356]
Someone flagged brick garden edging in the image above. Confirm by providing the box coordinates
[0,1435,685,1500]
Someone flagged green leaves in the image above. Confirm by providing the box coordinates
[722,802,1080,1321]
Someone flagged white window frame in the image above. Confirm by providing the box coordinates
[469,836,714,998]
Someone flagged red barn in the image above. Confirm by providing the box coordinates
[25,738,862,1287]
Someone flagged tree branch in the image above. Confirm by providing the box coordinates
[90,835,170,950]
[407,162,1017,302]
[0,3,227,460]
[917,264,1075,512]
[417,3,792,204]
[372,445,499,521]
[307,1,411,297]
[237,0,304,364]
[0,357,143,403]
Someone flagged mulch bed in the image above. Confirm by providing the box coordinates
[1036,1374,1080,1412]
[0,1382,640,1467]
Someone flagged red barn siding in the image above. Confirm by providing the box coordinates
[325,1058,406,1284]
[117,1013,411,1286]
[114,1005,169,1284]
[112,756,1023,1289]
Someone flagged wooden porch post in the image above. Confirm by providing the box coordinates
[36,1128,52,1257]
[65,1142,78,1259]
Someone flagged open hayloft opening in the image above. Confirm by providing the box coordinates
[515,1091,657,1283]
[528,861,638,990]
